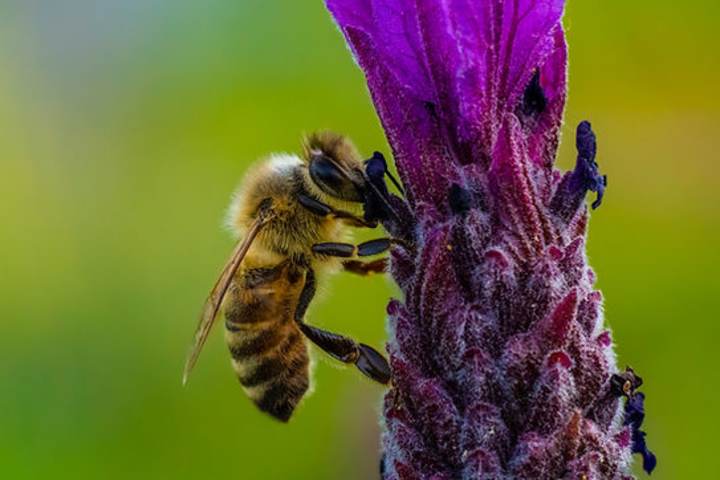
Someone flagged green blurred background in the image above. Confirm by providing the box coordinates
[1,1,717,478]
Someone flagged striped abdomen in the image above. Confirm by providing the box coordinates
[223,263,310,422]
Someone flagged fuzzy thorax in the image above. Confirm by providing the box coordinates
[224,152,355,271]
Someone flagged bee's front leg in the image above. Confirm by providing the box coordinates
[297,193,377,228]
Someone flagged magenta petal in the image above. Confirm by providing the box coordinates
[342,26,458,212]
[327,0,567,203]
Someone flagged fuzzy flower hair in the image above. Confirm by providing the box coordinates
[325,0,654,478]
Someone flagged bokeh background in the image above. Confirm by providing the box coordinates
[1,1,717,478]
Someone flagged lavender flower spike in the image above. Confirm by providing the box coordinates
[326,1,652,478]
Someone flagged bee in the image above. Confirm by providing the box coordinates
[182,132,402,422]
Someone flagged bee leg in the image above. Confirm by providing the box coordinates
[299,323,391,384]
[342,258,388,276]
[312,238,397,258]
[297,193,377,228]
[294,268,391,384]
[332,210,378,229]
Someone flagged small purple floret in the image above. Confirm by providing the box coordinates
[551,121,607,220]
[610,368,656,474]
[575,121,607,210]
[624,393,657,475]
[325,0,651,478]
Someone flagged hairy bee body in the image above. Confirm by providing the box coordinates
[184,132,394,422]
[220,135,363,420]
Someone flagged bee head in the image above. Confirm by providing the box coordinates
[303,132,366,203]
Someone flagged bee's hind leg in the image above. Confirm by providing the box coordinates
[294,268,391,385]
[299,323,391,385]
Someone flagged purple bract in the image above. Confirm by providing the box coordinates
[325,1,654,478]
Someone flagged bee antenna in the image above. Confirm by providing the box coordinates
[385,170,405,197]
[370,151,404,196]
[385,168,405,197]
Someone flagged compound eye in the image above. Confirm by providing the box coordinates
[310,155,344,191]
[309,155,364,202]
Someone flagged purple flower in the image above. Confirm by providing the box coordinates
[325,0,653,478]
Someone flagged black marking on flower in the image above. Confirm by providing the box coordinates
[522,70,547,117]
[448,184,473,215]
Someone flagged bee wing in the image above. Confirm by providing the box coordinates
[182,210,272,385]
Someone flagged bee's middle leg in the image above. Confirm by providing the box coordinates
[311,238,395,258]
[294,268,391,384]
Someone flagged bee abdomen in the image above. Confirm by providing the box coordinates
[227,326,310,422]
[228,327,286,359]
[237,356,287,387]
[255,372,310,422]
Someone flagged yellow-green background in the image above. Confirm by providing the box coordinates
[1,1,717,478]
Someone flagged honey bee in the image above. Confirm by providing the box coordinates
[182,132,402,422]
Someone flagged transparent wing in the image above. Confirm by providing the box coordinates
[182,211,271,385]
